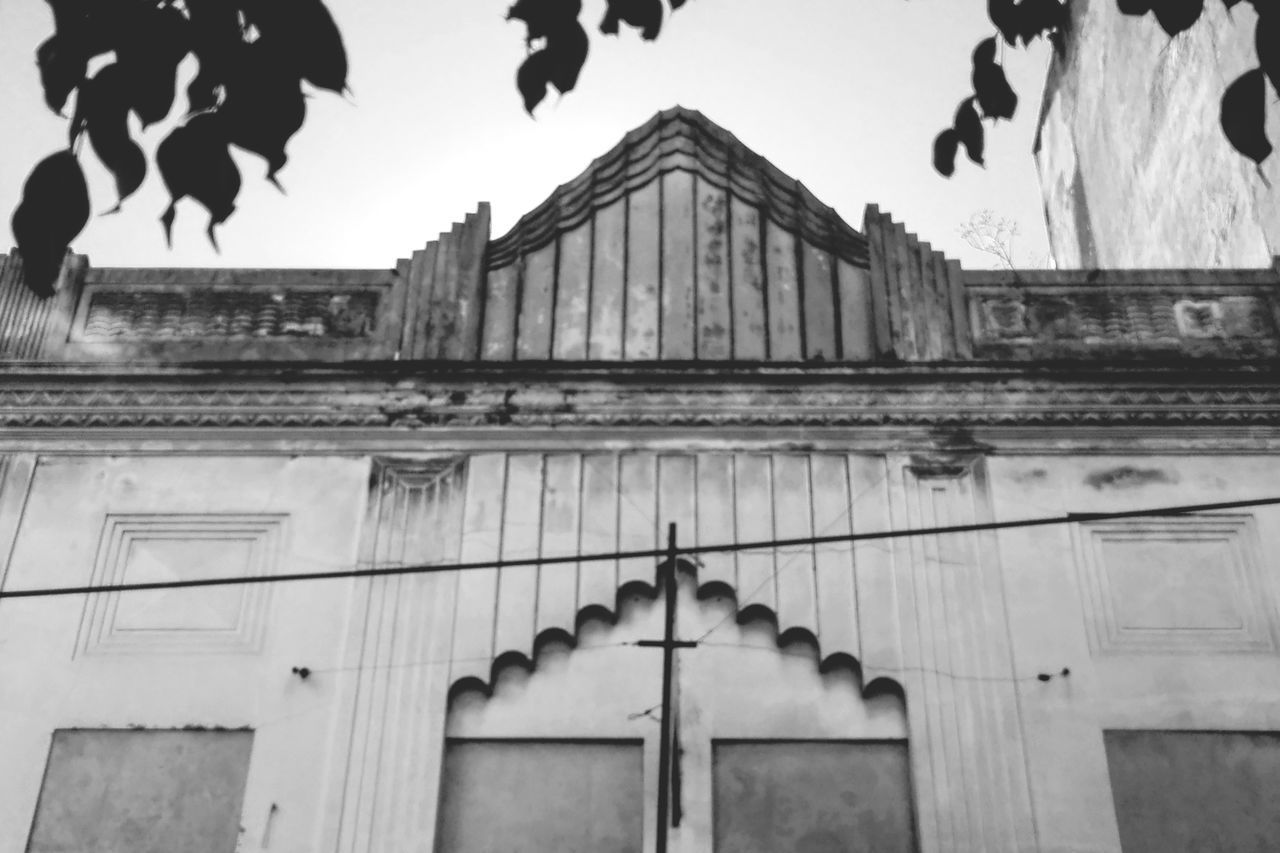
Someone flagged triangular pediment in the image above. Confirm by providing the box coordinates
[488,106,868,269]
[476,106,878,362]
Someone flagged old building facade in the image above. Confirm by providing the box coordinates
[4,108,1280,852]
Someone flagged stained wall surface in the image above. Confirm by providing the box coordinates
[3,446,1279,852]
[26,729,254,853]
[0,455,369,853]
[989,454,1280,852]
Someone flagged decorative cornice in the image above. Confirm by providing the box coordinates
[5,368,1280,429]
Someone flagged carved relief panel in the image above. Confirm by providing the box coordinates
[75,514,286,657]
[1074,515,1278,655]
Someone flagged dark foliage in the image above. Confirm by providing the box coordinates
[954,98,987,166]
[11,150,89,297]
[15,0,1280,297]
[506,0,688,114]
[935,0,1280,177]
[14,0,347,296]
[509,0,590,114]
[601,0,665,40]
[157,112,241,249]
[1221,67,1272,166]
[72,64,146,212]
[933,129,961,177]
[972,38,1018,120]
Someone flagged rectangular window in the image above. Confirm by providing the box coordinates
[1104,730,1280,853]
[26,728,254,853]
[437,739,643,853]
[713,740,917,853]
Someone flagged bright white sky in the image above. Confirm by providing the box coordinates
[0,0,1053,271]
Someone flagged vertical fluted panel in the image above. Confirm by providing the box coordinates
[695,177,732,359]
[405,206,490,360]
[0,253,57,359]
[449,454,508,684]
[477,157,878,363]
[864,205,971,362]
[661,170,697,359]
[552,222,591,360]
[729,195,767,359]
[626,182,662,359]
[335,458,466,853]
[588,200,626,360]
[884,457,1036,852]
[445,452,869,690]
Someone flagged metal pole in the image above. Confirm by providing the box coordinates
[655,521,678,853]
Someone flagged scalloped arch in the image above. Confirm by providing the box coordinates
[447,557,898,702]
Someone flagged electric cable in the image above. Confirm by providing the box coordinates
[2,495,1278,600]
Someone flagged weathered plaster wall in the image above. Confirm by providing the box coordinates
[5,446,1280,852]
[990,454,1280,853]
[0,455,369,853]
[1037,0,1280,267]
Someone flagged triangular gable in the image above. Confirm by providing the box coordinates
[476,107,877,362]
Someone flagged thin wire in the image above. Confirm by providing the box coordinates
[696,640,1067,685]
[310,641,640,676]
[689,467,890,644]
[4,495,1279,600]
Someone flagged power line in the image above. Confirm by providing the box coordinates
[2,496,1278,601]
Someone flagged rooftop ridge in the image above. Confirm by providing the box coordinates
[486,106,869,268]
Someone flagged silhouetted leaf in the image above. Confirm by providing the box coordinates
[115,2,191,127]
[517,49,554,113]
[989,0,1021,45]
[1221,67,1272,164]
[670,0,687,8]
[242,0,349,93]
[507,0,583,42]
[973,36,999,67]
[75,64,146,212]
[601,0,664,39]
[294,0,349,92]
[1118,0,1153,15]
[973,40,1019,120]
[1017,0,1067,41]
[955,97,986,165]
[36,35,86,114]
[218,40,306,186]
[516,19,589,113]
[184,0,244,114]
[44,0,89,42]
[1152,0,1204,36]
[933,128,960,177]
[157,113,241,248]
[11,149,90,297]
[44,0,115,59]
[548,21,590,91]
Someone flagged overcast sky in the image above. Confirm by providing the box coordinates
[0,0,1053,271]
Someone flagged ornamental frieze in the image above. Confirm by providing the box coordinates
[4,380,1280,429]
